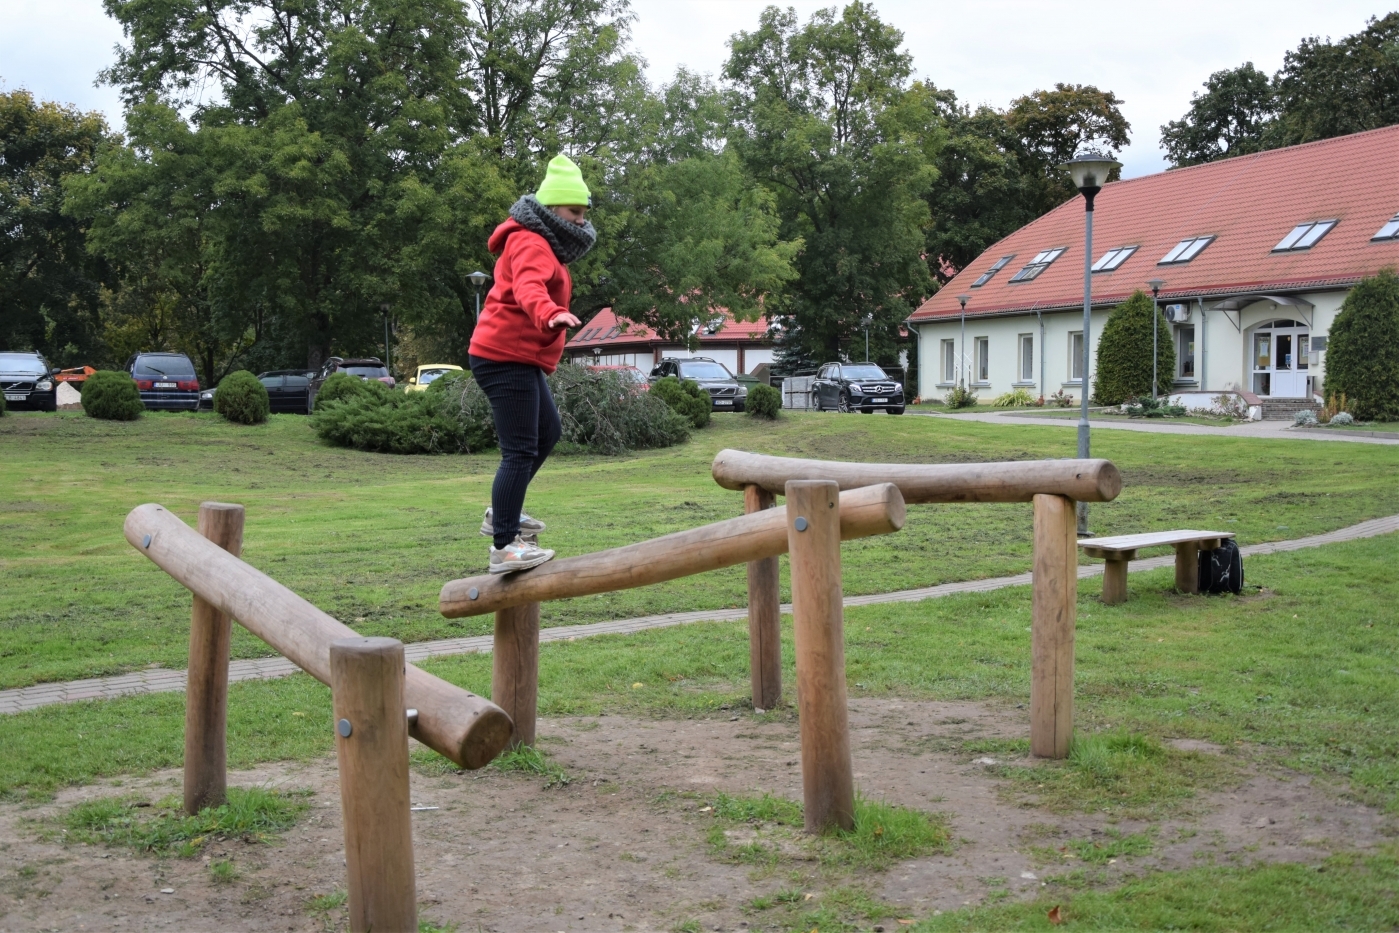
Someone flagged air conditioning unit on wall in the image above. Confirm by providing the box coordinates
[1163,303,1191,324]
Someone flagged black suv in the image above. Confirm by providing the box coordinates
[810,362,905,414]
[650,357,747,412]
[0,351,58,411]
[126,352,201,411]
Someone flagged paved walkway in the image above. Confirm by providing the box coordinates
[3,513,1396,716]
[916,410,1399,444]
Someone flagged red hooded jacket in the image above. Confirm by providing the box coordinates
[468,219,571,373]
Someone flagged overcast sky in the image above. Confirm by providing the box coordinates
[2,0,1388,178]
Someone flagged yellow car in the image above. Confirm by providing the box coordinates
[405,363,464,392]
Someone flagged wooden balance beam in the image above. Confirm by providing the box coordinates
[125,504,513,772]
[711,450,1125,760]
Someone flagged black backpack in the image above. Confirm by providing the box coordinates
[1198,539,1243,595]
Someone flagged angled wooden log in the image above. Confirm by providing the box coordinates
[125,504,512,770]
[441,483,906,618]
[712,449,1122,504]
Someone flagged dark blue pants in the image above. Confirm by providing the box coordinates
[469,356,562,548]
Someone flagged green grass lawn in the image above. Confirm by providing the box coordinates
[1,408,1396,690]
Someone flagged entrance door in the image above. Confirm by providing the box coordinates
[1251,321,1310,398]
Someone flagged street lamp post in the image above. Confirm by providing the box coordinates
[379,302,392,374]
[1147,279,1165,402]
[956,294,971,388]
[862,314,874,362]
[1057,152,1121,536]
[467,270,491,321]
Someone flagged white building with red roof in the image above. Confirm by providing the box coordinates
[907,125,1399,416]
[564,308,776,376]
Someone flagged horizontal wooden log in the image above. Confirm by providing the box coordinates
[711,449,1122,504]
[441,483,906,619]
[125,504,512,770]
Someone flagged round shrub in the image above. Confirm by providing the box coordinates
[82,370,144,421]
[313,371,370,411]
[0,394,6,417]
[650,375,710,428]
[1330,411,1355,426]
[214,370,270,425]
[1325,270,1399,422]
[1092,290,1176,406]
[1293,409,1318,426]
[747,383,782,419]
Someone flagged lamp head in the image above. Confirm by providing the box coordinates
[1147,278,1165,296]
[1057,151,1122,193]
[957,293,971,310]
[467,270,491,288]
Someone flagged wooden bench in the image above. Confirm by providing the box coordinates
[1078,530,1235,604]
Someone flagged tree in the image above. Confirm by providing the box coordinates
[0,90,112,363]
[1270,13,1399,147]
[1005,83,1130,212]
[724,2,936,364]
[1159,64,1276,167]
[1325,269,1399,422]
[1092,290,1175,405]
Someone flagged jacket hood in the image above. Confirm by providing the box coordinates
[487,218,532,255]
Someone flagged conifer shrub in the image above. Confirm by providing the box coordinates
[313,371,369,411]
[650,375,711,428]
[747,383,782,419]
[1325,270,1399,421]
[213,370,270,425]
[1092,291,1176,406]
[82,370,144,420]
[0,394,6,417]
[313,379,479,454]
[546,366,690,454]
[433,370,499,453]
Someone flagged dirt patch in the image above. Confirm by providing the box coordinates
[0,698,1388,932]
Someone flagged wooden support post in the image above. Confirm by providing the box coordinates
[745,485,782,712]
[1101,558,1129,605]
[493,603,541,748]
[331,637,417,933]
[1174,542,1200,594]
[1031,494,1077,759]
[184,502,244,815]
[786,480,854,834]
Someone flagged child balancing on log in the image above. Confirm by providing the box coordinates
[468,154,595,573]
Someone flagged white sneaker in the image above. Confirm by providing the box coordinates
[489,535,555,574]
[480,507,547,537]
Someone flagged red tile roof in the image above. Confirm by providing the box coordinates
[566,307,772,348]
[910,124,1399,322]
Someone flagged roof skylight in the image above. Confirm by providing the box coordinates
[1158,236,1214,265]
[1273,220,1336,252]
[971,255,1014,287]
[1371,213,1399,241]
[1091,246,1138,273]
[579,328,597,340]
[1008,248,1066,283]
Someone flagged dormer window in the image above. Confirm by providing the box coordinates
[1273,220,1336,252]
[1091,246,1138,272]
[1372,213,1399,241]
[1008,248,1066,283]
[972,255,1014,287]
[1159,236,1214,265]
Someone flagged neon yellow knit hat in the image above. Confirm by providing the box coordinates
[534,154,592,206]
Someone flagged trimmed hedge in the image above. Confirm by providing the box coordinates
[214,370,270,425]
[1325,269,1399,422]
[650,375,711,428]
[747,383,782,419]
[313,371,369,411]
[1092,290,1176,406]
[82,370,144,421]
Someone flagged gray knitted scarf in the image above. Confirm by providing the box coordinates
[508,195,597,265]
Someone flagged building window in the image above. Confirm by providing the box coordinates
[1176,326,1196,380]
[1158,236,1214,265]
[1069,331,1084,381]
[975,338,989,382]
[1273,220,1336,252]
[1008,248,1066,283]
[941,339,955,382]
[972,255,1014,287]
[1019,334,1034,382]
[1091,246,1138,272]
[1372,213,1399,241]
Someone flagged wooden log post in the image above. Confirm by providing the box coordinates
[184,502,244,815]
[745,485,782,712]
[786,480,855,834]
[331,637,417,933]
[1174,542,1200,594]
[1101,557,1130,606]
[1031,494,1078,759]
[493,603,541,748]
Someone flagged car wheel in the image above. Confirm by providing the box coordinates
[861,408,873,414]
[811,391,822,411]
[889,406,906,415]
[838,392,852,413]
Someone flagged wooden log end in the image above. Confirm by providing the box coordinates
[1088,460,1124,503]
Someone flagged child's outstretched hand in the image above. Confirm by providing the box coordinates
[549,312,581,329]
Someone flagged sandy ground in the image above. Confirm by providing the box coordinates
[1,698,1389,932]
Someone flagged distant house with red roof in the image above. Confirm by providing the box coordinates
[564,308,776,376]
[907,125,1399,416]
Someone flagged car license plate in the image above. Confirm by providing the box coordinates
[870,398,887,404]
[155,381,177,388]
[715,399,733,406]
[4,393,23,401]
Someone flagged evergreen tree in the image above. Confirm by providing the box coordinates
[1325,270,1399,422]
[1092,291,1175,405]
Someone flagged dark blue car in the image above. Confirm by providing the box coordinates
[126,352,201,411]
